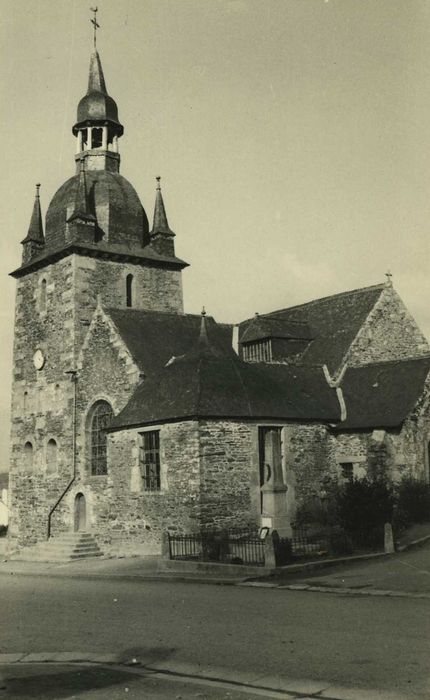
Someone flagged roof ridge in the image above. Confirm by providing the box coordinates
[105,308,216,320]
[265,283,385,318]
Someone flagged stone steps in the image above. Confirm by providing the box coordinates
[13,532,103,563]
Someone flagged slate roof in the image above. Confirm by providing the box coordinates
[107,309,234,375]
[109,318,340,430]
[22,185,44,244]
[239,284,385,373]
[336,356,430,430]
[73,49,123,135]
[241,316,313,343]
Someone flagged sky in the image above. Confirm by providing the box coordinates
[1,0,430,466]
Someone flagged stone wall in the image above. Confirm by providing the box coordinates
[95,421,201,555]
[8,247,184,551]
[197,421,255,530]
[87,420,257,554]
[282,423,337,519]
[74,255,183,342]
[345,286,429,369]
[8,259,76,549]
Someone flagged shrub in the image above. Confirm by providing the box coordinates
[396,478,430,525]
[328,525,353,556]
[333,478,395,542]
[272,531,293,566]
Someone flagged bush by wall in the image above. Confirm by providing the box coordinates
[395,478,430,526]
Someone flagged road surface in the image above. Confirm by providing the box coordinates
[0,572,429,698]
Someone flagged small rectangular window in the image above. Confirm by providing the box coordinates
[139,431,161,491]
[340,462,354,482]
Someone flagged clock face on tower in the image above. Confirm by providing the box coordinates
[33,349,45,371]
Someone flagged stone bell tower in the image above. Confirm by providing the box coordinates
[8,24,189,551]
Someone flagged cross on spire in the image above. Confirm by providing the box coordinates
[90,7,100,48]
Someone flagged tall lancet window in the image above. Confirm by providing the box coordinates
[89,401,114,476]
[126,274,133,308]
[40,279,47,312]
[24,441,34,471]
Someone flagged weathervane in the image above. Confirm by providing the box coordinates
[156,176,161,191]
[90,7,100,48]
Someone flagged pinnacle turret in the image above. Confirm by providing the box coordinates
[150,177,176,256]
[22,184,44,244]
[21,184,45,264]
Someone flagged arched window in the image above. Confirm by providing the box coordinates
[126,274,133,308]
[46,439,58,474]
[24,441,33,470]
[40,279,47,312]
[92,127,103,148]
[89,401,114,476]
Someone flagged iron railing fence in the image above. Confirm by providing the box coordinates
[290,523,385,557]
[167,528,265,567]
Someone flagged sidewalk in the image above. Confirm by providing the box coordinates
[0,553,251,585]
[245,536,430,598]
[1,534,430,597]
[0,655,418,700]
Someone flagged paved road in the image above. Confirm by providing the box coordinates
[1,573,429,699]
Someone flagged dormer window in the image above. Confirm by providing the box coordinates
[240,316,313,363]
[242,340,272,363]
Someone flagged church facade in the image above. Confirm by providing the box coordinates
[7,41,430,557]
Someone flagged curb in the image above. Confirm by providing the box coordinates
[0,531,428,587]
[0,654,413,700]
[396,533,430,552]
[239,580,430,599]
[0,567,245,587]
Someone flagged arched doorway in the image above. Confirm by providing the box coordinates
[74,493,86,532]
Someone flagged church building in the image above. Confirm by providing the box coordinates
[8,34,430,557]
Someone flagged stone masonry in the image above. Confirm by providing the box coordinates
[8,251,184,552]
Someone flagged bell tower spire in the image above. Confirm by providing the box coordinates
[72,9,123,174]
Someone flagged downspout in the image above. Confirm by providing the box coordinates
[47,370,78,539]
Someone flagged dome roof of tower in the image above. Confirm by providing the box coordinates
[45,170,150,251]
